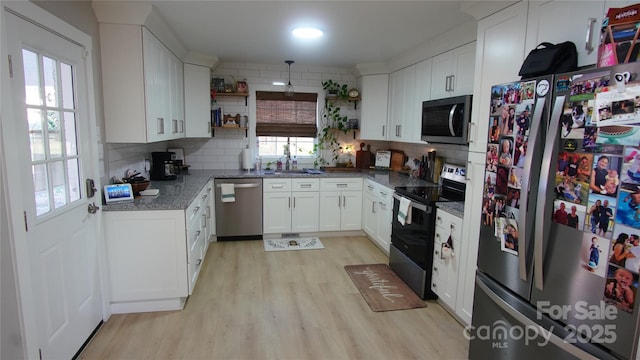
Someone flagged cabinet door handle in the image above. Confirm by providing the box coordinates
[207,205,211,219]
[343,195,346,208]
[300,183,312,188]
[338,196,341,208]
[288,196,291,209]
[585,17,597,52]
[293,196,296,208]
[378,201,385,209]
[196,258,202,266]
[372,201,376,214]
[272,184,285,189]
[193,206,200,213]
[202,214,207,226]
[202,194,208,200]
[157,117,164,134]
[382,125,385,137]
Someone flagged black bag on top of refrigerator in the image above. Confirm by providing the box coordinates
[518,41,578,79]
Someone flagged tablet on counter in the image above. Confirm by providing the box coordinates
[103,183,134,204]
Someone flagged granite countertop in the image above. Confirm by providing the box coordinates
[102,168,435,212]
[436,201,465,219]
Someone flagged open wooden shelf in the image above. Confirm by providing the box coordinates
[215,92,249,105]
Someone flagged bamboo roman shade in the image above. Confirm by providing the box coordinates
[255,91,318,137]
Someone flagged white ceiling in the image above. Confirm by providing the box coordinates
[150,1,477,68]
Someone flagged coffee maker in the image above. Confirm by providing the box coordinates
[150,151,177,180]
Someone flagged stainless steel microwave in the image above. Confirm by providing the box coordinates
[421,95,472,145]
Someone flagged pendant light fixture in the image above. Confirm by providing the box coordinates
[285,60,294,96]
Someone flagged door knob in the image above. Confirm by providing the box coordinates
[88,202,100,214]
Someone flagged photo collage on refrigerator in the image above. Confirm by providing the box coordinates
[483,81,536,257]
[554,70,640,314]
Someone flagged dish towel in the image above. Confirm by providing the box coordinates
[397,196,412,225]
[220,183,236,203]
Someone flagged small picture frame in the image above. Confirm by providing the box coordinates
[212,78,225,92]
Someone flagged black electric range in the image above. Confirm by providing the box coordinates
[389,163,466,300]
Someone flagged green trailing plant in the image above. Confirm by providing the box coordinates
[313,102,351,167]
[322,80,348,98]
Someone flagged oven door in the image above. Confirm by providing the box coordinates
[391,193,435,269]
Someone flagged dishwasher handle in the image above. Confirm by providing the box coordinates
[215,183,261,189]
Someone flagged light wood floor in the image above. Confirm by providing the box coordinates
[79,236,469,360]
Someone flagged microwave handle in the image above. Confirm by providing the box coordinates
[448,104,458,136]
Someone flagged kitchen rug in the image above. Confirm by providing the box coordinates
[344,264,426,312]
[263,237,324,252]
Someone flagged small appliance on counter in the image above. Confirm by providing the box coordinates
[150,151,177,180]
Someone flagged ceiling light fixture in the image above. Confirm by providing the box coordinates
[285,60,294,96]
[292,27,323,39]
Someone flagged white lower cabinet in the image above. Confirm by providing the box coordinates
[263,178,319,234]
[319,178,363,231]
[104,210,188,313]
[362,179,393,254]
[431,208,463,311]
[104,183,211,313]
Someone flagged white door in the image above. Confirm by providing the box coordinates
[4,9,102,359]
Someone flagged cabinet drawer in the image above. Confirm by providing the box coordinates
[292,178,319,191]
[320,177,362,191]
[186,188,206,225]
[364,179,392,201]
[364,179,377,195]
[263,178,292,192]
[435,208,462,230]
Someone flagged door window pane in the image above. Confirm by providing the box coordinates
[67,158,80,203]
[22,49,42,106]
[33,164,50,216]
[60,62,74,110]
[63,112,77,156]
[48,110,62,158]
[43,56,58,107]
[27,108,45,162]
[51,160,67,209]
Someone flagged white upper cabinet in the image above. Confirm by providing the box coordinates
[525,0,607,68]
[468,1,528,153]
[359,74,390,141]
[389,65,420,143]
[414,58,433,106]
[184,63,212,138]
[100,24,184,143]
[430,42,476,100]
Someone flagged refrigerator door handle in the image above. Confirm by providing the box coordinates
[476,276,600,360]
[448,104,458,136]
[535,95,566,291]
[517,97,547,281]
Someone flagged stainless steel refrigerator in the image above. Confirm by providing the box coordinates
[469,62,640,360]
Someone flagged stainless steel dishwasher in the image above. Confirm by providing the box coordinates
[214,178,263,240]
